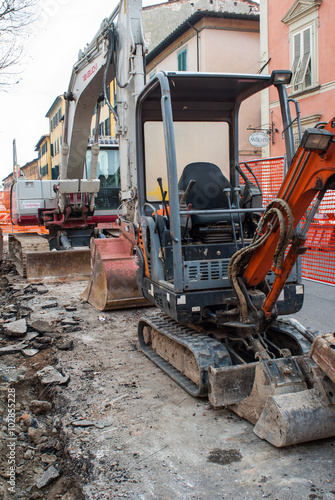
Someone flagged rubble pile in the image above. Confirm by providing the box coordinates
[1,242,334,500]
[0,259,83,499]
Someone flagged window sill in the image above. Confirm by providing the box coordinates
[289,84,320,98]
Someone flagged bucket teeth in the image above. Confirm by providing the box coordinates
[310,333,335,385]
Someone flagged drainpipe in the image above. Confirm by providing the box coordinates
[188,22,200,72]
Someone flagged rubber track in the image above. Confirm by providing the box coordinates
[8,233,49,277]
[138,312,231,397]
[269,319,317,355]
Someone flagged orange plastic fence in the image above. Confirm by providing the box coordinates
[239,157,335,285]
[2,162,335,285]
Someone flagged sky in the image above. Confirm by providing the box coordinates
[0,0,164,182]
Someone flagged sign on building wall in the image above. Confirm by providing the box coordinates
[248,131,269,148]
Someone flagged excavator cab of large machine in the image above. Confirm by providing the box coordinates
[135,70,299,324]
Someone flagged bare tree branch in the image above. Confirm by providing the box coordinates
[0,0,38,88]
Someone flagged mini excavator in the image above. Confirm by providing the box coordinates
[133,71,335,447]
[81,0,335,447]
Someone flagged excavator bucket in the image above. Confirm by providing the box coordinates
[209,354,335,447]
[81,236,150,311]
[8,233,91,282]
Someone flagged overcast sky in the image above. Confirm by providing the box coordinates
[0,0,164,182]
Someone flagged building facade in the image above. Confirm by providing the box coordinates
[2,173,13,191]
[146,5,262,160]
[46,96,65,180]
[35,135,51,180]
[21,159,39,180]
[260,0,334,157]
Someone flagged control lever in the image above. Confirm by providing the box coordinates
[224,188,238,249]
[234,187,244,246]
[180,179,196,205]
[180,179,195,240]
[157,177,169,221]
[235,163,262,195]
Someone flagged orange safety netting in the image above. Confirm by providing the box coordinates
[239,157,335,286]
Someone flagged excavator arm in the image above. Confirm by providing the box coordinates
[81,0,150,310]
[229,121,335,327]
[8,2,140,281]
[60,0,145,215]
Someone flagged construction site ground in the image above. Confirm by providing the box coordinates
[0,235,335,500]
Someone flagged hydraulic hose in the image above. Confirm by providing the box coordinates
[103,28,118,122]
[228,198,294,322]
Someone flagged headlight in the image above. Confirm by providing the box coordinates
[300,128,334,153]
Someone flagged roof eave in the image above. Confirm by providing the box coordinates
[146,10,260,65]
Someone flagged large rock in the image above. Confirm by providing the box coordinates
[36,366,69,385]
[29,400,52,415]
[3,318,27,337]
[28,427,48,445]
[0,343,28,355]
[27,318,55,334]
[35,465,61,489]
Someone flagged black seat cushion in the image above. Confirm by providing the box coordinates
[178,162,237,225]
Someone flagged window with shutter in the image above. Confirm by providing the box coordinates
[105,117,111,136]
[292,33,301,78]
[177,49,187,71]
[292,27,313,92]
[283,1,321,96]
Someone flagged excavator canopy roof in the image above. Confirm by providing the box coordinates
[138,71,276,122]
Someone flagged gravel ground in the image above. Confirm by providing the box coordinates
[0,238,335,499]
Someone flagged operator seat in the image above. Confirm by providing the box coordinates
[178,162,237,225]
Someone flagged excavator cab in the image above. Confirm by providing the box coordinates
[86,139,121,216]
[135,71,302,325]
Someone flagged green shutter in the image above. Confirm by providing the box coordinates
[296,28,311,86]
[178,49,187,71]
